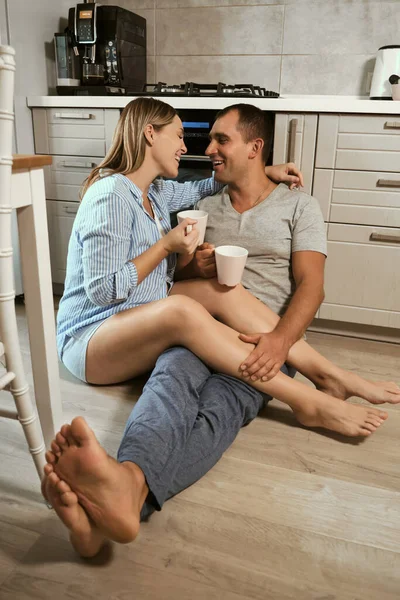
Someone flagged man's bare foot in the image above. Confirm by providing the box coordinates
[47,417,148,545]
[293,393,388,437]
[315,367,400,405]
[42,464,106,558]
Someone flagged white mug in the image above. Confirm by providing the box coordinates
[215,245,248,287]
[177,210,208,245]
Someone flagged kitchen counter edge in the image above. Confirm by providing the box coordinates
[26,95,400,114]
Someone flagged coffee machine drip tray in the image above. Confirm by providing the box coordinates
[56,85,127,96]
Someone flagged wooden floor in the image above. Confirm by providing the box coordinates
[0,305,400,599]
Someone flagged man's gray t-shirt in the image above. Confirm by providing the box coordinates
[196,183,327,316]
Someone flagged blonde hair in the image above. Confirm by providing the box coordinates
[80,97,177,198]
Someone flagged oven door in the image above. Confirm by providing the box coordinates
[169,109,218,225]
[175,108,219,182]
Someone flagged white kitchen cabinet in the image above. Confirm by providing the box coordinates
[33,107,120,292]
[31,102,399,339]
[46,200,80,285]
[44,155,102,202]
[273,113,318,195]
[312,114,400,334]
[320,223,400,329]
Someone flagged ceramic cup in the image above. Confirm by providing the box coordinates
[177,210,208,245]
[215,245,248,287]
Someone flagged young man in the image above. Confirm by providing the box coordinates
[42,105,397,558]
[179,104,326,381]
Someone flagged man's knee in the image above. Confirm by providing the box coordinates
[154,347,212,383]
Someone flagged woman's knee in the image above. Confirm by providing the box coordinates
[163,294,208,328]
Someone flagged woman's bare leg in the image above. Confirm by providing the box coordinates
[171,279,400,405]
[86,295,387,437]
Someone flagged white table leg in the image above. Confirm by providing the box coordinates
[16,167,62,448]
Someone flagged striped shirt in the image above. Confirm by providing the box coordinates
[56,173,222,359]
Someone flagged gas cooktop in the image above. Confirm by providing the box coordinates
[129,82,279,98]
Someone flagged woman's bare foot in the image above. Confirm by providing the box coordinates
[293,393,388,437]
[42,464,106,558]
[47,417,148,545]
[314,367,400,405]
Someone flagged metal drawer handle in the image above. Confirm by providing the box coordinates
[370,233,400,244]
[288,119,298,163]
[63,206,79,215]
[377,179,400,188]
[54,112,93,120]
[384,121,400,129]
[60,161,97,169]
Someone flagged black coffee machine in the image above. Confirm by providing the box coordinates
[55,2,146,95]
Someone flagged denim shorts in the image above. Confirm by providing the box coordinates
[61,319,107,383]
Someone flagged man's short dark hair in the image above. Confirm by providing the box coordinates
[215,104,274,164]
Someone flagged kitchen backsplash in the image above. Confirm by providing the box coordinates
[100,0,400,96]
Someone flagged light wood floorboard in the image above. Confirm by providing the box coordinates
[0,304,399,598]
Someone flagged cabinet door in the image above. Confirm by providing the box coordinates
[47,200,79,285]
[319,223,400,328]
[273,113,317,195]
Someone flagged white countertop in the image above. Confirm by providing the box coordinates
[26,94,400,114]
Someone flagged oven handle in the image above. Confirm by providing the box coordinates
[180,155,211,162]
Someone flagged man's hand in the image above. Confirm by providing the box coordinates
[239,331,291,381]
[265,163,304,190]
[193,243,216,278]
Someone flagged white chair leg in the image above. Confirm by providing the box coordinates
[0,45,47,483]
[1,305,47,480]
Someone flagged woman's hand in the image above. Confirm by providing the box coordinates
[163,218,200,255]
[265,163,304,190]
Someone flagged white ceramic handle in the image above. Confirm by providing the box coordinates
[186,225,192,234]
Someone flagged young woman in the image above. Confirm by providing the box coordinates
[57,98,398,438]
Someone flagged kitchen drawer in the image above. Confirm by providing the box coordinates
[47,108,104,125]
[313,169,400,225]
[48,124,105,139]
[48,138,106,157]
[316,114,400,170]
[32,108,120,156]
[44,155,102,202]
[339,115,400,135]
[335,149,400,172]
[319,223,400,328]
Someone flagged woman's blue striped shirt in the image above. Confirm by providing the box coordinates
[56,173,222,359]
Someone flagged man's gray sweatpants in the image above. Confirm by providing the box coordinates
[117,347,295,520]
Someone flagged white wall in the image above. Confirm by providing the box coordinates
[104,0,400,97]
[5,0,72,152]
[0,0,9,45]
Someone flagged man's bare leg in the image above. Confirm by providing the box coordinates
[43,417,149,548]
[42,464,107,558]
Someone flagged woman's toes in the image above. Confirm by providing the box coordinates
[362,422,377,433]
[56,432,69,450]
[372,409,388,420]
[360,428,372,437]
[45,450,57,464]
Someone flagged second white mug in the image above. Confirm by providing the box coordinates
[215,245,248,287]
